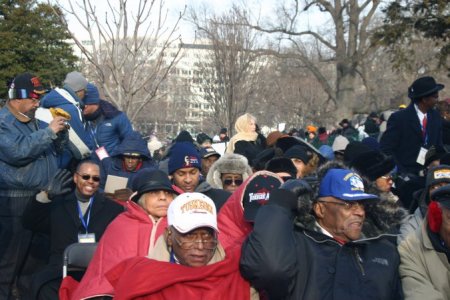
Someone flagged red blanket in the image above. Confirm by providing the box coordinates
[107,247,250,300]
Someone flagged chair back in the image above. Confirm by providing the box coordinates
[63,242,98,277]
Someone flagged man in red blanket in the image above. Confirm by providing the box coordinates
[106,192,258,300]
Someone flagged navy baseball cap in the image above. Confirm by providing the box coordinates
[318,169,378,201]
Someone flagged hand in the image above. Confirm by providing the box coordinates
[280,179,313,196]
[268,179,313,211]
[49,116,68,134]
[47,169,73,199]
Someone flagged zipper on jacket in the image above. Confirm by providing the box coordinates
[353,248,365,276]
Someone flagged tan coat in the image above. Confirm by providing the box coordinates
[398,218,450,300]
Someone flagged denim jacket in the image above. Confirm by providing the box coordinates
[0,104,58,193]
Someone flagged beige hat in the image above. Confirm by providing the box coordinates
[168,192,218,233]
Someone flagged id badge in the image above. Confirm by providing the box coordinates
[78,233,96,243]
[95,146,109,161]
[416,147,428,166]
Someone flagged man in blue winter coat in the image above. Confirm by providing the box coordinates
[40,71,93,168]
[99,131,155,191]
[240,162,404,300]
[0,73,68,299]
[83,83,133,159]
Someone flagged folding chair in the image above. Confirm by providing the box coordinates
[62,242,98,277]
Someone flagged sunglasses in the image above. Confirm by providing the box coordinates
[223,178,243,186]
[77,173,101,182]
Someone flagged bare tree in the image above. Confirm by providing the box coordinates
[189,5,264,135]
[238,0,381,120]
[251,55,332,130]
[51,0,184,122]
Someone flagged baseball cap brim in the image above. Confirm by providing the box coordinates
[431,185,450,209]
[131,183,178,202]
[172,215,219,234]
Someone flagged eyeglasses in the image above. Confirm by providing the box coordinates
[223,178,243,186]
[316,200,365,210]
[380,175,393,180]
[173,235,218,250]
[76,173,101,182]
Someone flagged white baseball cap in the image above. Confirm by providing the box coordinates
[168,192,218,233]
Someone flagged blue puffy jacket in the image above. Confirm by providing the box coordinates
[100,131,154,189]
[40,86,94,167]
[0,105,58,192]
[86,100,133,156]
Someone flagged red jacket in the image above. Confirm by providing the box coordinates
[70,201,167,299]
[106,246,250,300]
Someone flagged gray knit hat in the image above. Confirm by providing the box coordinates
[64,71,88,92]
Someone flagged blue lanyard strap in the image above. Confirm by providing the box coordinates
[77,197,94,234]
[88,122,100,148]
[169,249,178,264]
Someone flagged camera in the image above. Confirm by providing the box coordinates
[63,120,70,129]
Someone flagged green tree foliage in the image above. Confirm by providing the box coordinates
[0,0,78,97]
[373,0,449,75]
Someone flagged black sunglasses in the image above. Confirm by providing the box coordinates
[77,173,100,182]
[223,178,243,186]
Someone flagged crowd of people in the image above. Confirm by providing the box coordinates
[0,71,449,300]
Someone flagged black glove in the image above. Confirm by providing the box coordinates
[280,179,313,196]
[47,169,73,199]
[268,179,313,211]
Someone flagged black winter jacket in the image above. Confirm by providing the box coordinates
[240,190,404,300]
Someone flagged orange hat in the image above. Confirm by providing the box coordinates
[306,125,317,133]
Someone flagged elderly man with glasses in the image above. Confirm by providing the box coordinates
[240,162,404,300]
[22,160,123,300]
[104,192,259,300]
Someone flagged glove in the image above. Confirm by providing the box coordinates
[47,169,73,199]
[268,179,313,211]
[280,179,313,196]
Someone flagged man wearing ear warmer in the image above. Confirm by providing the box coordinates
[398,184,450,299]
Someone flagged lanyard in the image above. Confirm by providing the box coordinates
[169,249,179,264]
[77,197,94,234]
[88,122,100,148]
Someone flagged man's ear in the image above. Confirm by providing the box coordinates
[313,202,325,219]
[165,227,173,247]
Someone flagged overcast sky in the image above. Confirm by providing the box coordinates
[54,0,329,43]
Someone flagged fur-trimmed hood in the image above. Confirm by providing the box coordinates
[206,153,253,189]
[293,160,408,239]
